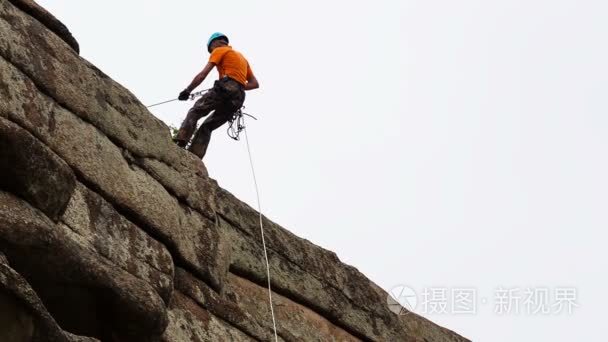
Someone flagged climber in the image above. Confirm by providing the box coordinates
[174,32,259,158]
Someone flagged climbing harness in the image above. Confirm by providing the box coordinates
[227,108,257,141]
[242,120,279,342]
[146,88,211,108]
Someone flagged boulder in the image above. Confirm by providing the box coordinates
[0,192,167,341]
[0,117,75,221]
[7,0,79,53]
[0,252,99,342]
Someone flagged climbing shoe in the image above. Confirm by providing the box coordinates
[173,139,187,148]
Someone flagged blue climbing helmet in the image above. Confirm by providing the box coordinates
[207,32,229,52]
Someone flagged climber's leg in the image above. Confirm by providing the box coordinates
[174,89,220,146]
[188,107,233,159]
[188,79,246,158]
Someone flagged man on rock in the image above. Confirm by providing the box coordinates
[174,32,259,159]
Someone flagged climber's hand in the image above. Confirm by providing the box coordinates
[178,89,191,101]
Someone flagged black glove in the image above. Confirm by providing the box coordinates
[178,89,191,101]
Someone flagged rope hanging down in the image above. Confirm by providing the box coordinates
[242,118,279,342]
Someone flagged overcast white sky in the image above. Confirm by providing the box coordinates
[37,1,607,341]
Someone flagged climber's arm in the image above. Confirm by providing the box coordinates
[244,74,259,91]
[185,62,216,92]
[244,64,259,91]
[179,62,216,100]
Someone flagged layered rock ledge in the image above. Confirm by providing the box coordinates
[0,1,470,341]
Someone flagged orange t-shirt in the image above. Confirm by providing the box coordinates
[208,45,253,86]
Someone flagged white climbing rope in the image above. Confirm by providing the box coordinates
[243,126,279,342]
[146,88,211,108]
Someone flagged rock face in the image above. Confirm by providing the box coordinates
[0,1,470,341]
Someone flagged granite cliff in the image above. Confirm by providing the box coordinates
[0,1,469,341]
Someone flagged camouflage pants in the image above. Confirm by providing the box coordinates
[176,77,245,158]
